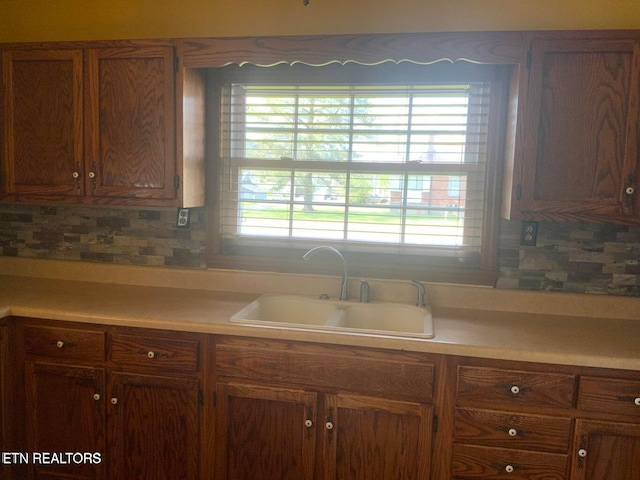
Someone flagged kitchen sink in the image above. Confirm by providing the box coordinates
[230,294,435,339]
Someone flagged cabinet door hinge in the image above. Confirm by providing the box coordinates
[174,175,180,190]
[432,415,438,433]
[526,51,532,69]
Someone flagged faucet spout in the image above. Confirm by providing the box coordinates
[303,246,349,301]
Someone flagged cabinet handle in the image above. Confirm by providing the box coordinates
[111,398,118,405]
[578,448,587,458]
[508,428,518,437]
[635,397,640,406]
[325,422,334,430]
[93,394,101,401]
[88,172,96,179]
[626,186,635,195]
[510,385,520,395]
[56,340,65,348]
[72,172,80,179]
[505,465,514,473]
[305,420,313,428]
[147,351,155,359]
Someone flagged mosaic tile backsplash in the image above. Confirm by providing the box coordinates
[2,203,640,296]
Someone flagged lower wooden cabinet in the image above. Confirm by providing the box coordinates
[16,319,204,480]
[0,323,9,480]
[214,336,437,480]
[571,420,640,480]
[8,318,640,480]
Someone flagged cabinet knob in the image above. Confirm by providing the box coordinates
[305,420,313,428]
[578,448,587,458]
[510,385,520,395]
[111,398,118,405]
[505,465,514,473]
[325,421,334,430]
[626,186,635,195]
[88,172,96,179]
[93,394,101,401]
[508,428,518,437]
[147,351,155,359]
[72,172,80,179]
[56,340,65,348]
[634,397,640,406]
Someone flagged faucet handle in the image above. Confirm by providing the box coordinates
[411,281,427,307]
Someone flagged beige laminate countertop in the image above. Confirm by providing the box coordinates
[0,263,639,372]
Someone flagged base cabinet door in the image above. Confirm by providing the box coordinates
[215,383,318,480]
[571,420,640,480]
[323,393,433,480]
[25,362,106,480]
[109,372,200,480]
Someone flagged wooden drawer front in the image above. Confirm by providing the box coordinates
[454,408,572,453]
[451,444,568,479]
[23,325,105,362]
[457,366,576,409]
[578,376,640,417]
[110,334,199,373]
[216,337,435,398]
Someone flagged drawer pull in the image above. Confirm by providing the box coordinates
[136,349,168,359]
[505,465,514,473]
[510,385,520,395]
[56,340,65,348]
[508,428,518,437]
[578,448,587,458]
[93,394,101,401]
[305,420,313,428]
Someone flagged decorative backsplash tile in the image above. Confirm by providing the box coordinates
[497,220,640,296]
[0,204,207,269]
[2,203,640,296]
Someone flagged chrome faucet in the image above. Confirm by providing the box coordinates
[411,280,427,307]
[303,246,349,301]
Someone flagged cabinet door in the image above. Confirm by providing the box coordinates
[109,372,200,480]
[323,393,433,480]
[572,420,640,480]
[517,38,640,222]
[2,49,83,199]
[84,47,176,203]
[215,382,317,480]
[25,362,106,479]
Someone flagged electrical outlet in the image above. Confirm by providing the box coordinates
[176,208,190,229]
[520,221,538,246]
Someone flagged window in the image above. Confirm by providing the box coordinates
[208,62,508,284]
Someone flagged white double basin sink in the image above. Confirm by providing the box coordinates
[230,294,435,339]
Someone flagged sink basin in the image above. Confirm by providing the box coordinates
[230,294,339,327]
[230,294,435,339]
[329,302,434,338]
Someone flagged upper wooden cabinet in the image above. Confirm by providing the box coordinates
[1,44,205,207]
[504,32,640,223]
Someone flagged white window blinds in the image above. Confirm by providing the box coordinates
[213,62,500,267]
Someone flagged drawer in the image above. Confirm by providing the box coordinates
[457,366,576,409]
[110,334,200,373]
[23,325,106,362]
[578,376,640,417]
[451,444,568,479]
[216,337,435,399]
[454,408,572,453]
